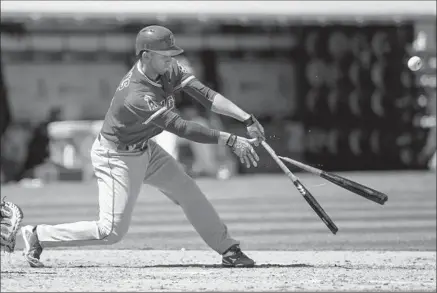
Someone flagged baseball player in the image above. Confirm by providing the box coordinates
[21,25,266,268]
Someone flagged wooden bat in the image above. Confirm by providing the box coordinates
[261,141,338,234]
[278,156,388,205]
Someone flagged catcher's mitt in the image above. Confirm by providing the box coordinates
[1,197,24,253]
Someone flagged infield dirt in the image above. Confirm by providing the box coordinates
[1,250,435,292]
[1,171,435,291]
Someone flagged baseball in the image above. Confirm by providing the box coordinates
[408,56,423,71]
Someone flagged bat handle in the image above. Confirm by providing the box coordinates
[320,172,388,205]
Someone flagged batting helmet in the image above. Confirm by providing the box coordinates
[135,25,183,57]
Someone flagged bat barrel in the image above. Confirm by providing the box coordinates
[293,179,339,235]
[320,172,388,205]
[262,142,338,234]
[279,155,388,205]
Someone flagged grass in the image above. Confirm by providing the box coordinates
[2,170,436,251]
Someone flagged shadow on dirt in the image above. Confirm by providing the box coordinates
[1,270,57,275]
[64,263,315,269]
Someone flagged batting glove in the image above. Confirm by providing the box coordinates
[244,114,265,146]
[226,134,260,168]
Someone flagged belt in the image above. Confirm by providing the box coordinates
[98,134,148,153]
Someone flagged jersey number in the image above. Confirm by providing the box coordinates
[109,70,133,107]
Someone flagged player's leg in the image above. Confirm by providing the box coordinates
[144,140,254,267]
[21,139,148,267]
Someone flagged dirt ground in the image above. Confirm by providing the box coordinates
[1,171,435,291]
[1,250,435,292]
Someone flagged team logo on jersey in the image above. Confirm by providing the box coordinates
[144,95,175,112]
[166,34,175,47]
[144,95,160,111]
[164,95,175,110]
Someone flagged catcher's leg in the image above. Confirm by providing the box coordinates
[22,139,149,266]
[144,140,240,254]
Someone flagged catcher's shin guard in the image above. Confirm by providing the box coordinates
[0,198,24,253]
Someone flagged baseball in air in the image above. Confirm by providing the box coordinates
[408,56,423,71]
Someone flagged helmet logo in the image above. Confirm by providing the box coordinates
[166,35,175,47]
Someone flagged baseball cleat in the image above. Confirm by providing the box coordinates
[222,244,255,268]
[21,225,44,268]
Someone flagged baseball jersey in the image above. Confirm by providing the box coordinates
[100,59,217,149]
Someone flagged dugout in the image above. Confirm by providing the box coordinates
[0,1,435,180]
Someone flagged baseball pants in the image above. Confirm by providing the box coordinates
[36,136,239,254]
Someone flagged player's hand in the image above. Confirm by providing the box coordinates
[226,135,260,168]
[244,115,265,146]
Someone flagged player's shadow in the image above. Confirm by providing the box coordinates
[141,263,314,269]
[1,270,57,275]
[67,263,314,269]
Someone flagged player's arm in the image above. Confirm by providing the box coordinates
[173,60,266,145]
[176,69,251,122]
[182,78,266,145]
[160,112,260,168]
[125,95,259,167]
